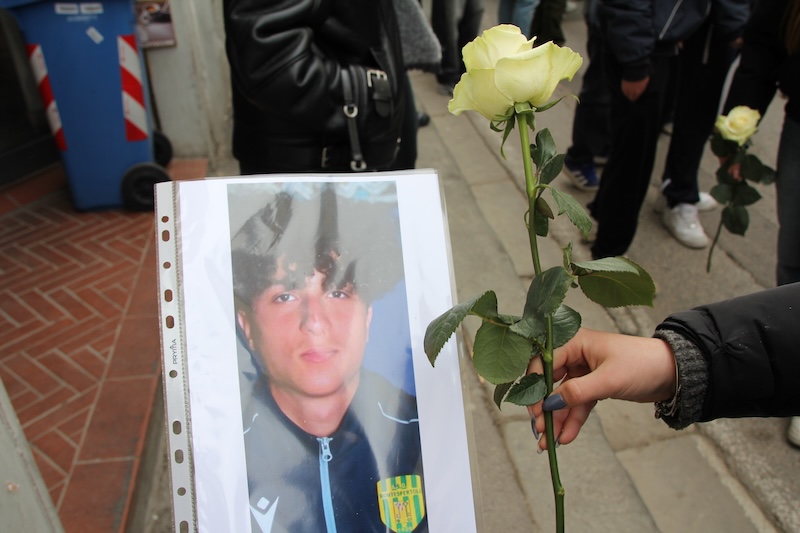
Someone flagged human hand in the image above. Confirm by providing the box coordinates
[621,77,650,102]
[717,154,743,181]
[527,328,677,450]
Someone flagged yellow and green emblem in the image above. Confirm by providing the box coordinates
[377,475,425,533]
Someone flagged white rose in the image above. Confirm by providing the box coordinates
[715,106,761,146]
[448,25,583,120]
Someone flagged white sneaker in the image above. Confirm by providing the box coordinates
[696,192,718,212]
[662,203,710,248]
[789,417,800,448]
[654,191,718,214]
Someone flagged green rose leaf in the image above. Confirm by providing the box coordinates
[722,205,749,235]
[493,381,514,410]
[715,163,737,186]
[550,187,593,239]
[533,208,550,237]
[572,257,640,275]
[523,266,574,320]
[539,153,566,185]
[505,373,548,406]
[473,321,532,384]
[710,132,738,158]
[425,291,498,364]
[510,313,547,340]
[531,128,557,168]
[497,312,522,326]
[578,257,655,307]
[710,183,732,205]
[509,304,580,348]
[740,154,776,184]
[535,196,555,219]
[551,304,581,348]
[534,95,567,113]
[730,181,762,207]
[498,115,516,159]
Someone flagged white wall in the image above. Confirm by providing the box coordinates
[145,0,232,170]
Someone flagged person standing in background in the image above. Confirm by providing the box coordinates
[223,0,418,174]
[498,0,540,39]
[721,0,800,448]
[431,0,485,95]
[529,0,567,46]
[586,0,750,260]
[656,16,745,249]
[562,0,609,191]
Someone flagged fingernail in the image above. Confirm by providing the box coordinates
[537,446,545,455]
[543,394,566,411]
[555,437,561,449]
[530,417,540,440]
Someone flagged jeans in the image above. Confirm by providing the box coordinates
[498,0,540,38]
[776,115,800,286]
[431,0,485,86]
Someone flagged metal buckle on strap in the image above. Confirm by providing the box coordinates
[321,146,331,169]
[366,69,387,87]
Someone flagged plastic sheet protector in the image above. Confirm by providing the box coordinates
[154,170,478,533]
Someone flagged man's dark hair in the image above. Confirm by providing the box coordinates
[230,182,404,308]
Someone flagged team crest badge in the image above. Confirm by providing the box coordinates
[377,475,425,532]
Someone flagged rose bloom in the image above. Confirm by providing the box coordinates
[715,106,761,146]
[448,24,582,120]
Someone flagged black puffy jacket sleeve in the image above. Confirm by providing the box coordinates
[656,283,800,424]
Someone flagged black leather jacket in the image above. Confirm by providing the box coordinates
[223,0,409,172]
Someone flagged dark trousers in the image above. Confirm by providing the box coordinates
[661,22,740,207]
[564,6,609,167]
[530,0,566,46]
[431,0,485,86]
[393,70,419,170]
[589,53,675,259]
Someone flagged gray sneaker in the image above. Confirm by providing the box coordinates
[662,203,710,249]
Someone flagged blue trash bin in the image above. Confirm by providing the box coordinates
[0,0,170,210]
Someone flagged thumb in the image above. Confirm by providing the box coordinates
[542,372,610,412]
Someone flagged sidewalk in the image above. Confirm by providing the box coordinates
[408,63,785,531]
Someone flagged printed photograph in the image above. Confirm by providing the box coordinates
[227,181,427,533]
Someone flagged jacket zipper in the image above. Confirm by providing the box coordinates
[318,437,337,533]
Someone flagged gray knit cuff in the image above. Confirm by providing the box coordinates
[652,329,709,429]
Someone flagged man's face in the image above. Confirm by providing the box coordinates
[238,269,372,400]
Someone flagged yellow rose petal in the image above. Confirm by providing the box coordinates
[494,42,582,107]
[449,69,513,121]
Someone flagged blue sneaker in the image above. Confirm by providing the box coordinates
[564,162,600,191]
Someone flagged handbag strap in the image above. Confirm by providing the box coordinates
[340,68,367,171]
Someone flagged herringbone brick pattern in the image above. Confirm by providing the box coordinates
[0,159,206,532]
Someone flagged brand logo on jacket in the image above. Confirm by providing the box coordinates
[250,495,279,532]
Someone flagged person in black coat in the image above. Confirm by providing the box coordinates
[527,283,800,448]
[587,0,750,259]
[223,0,417,173]
[721,0,800,446]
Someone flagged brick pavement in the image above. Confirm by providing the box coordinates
[0,159,205,532]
